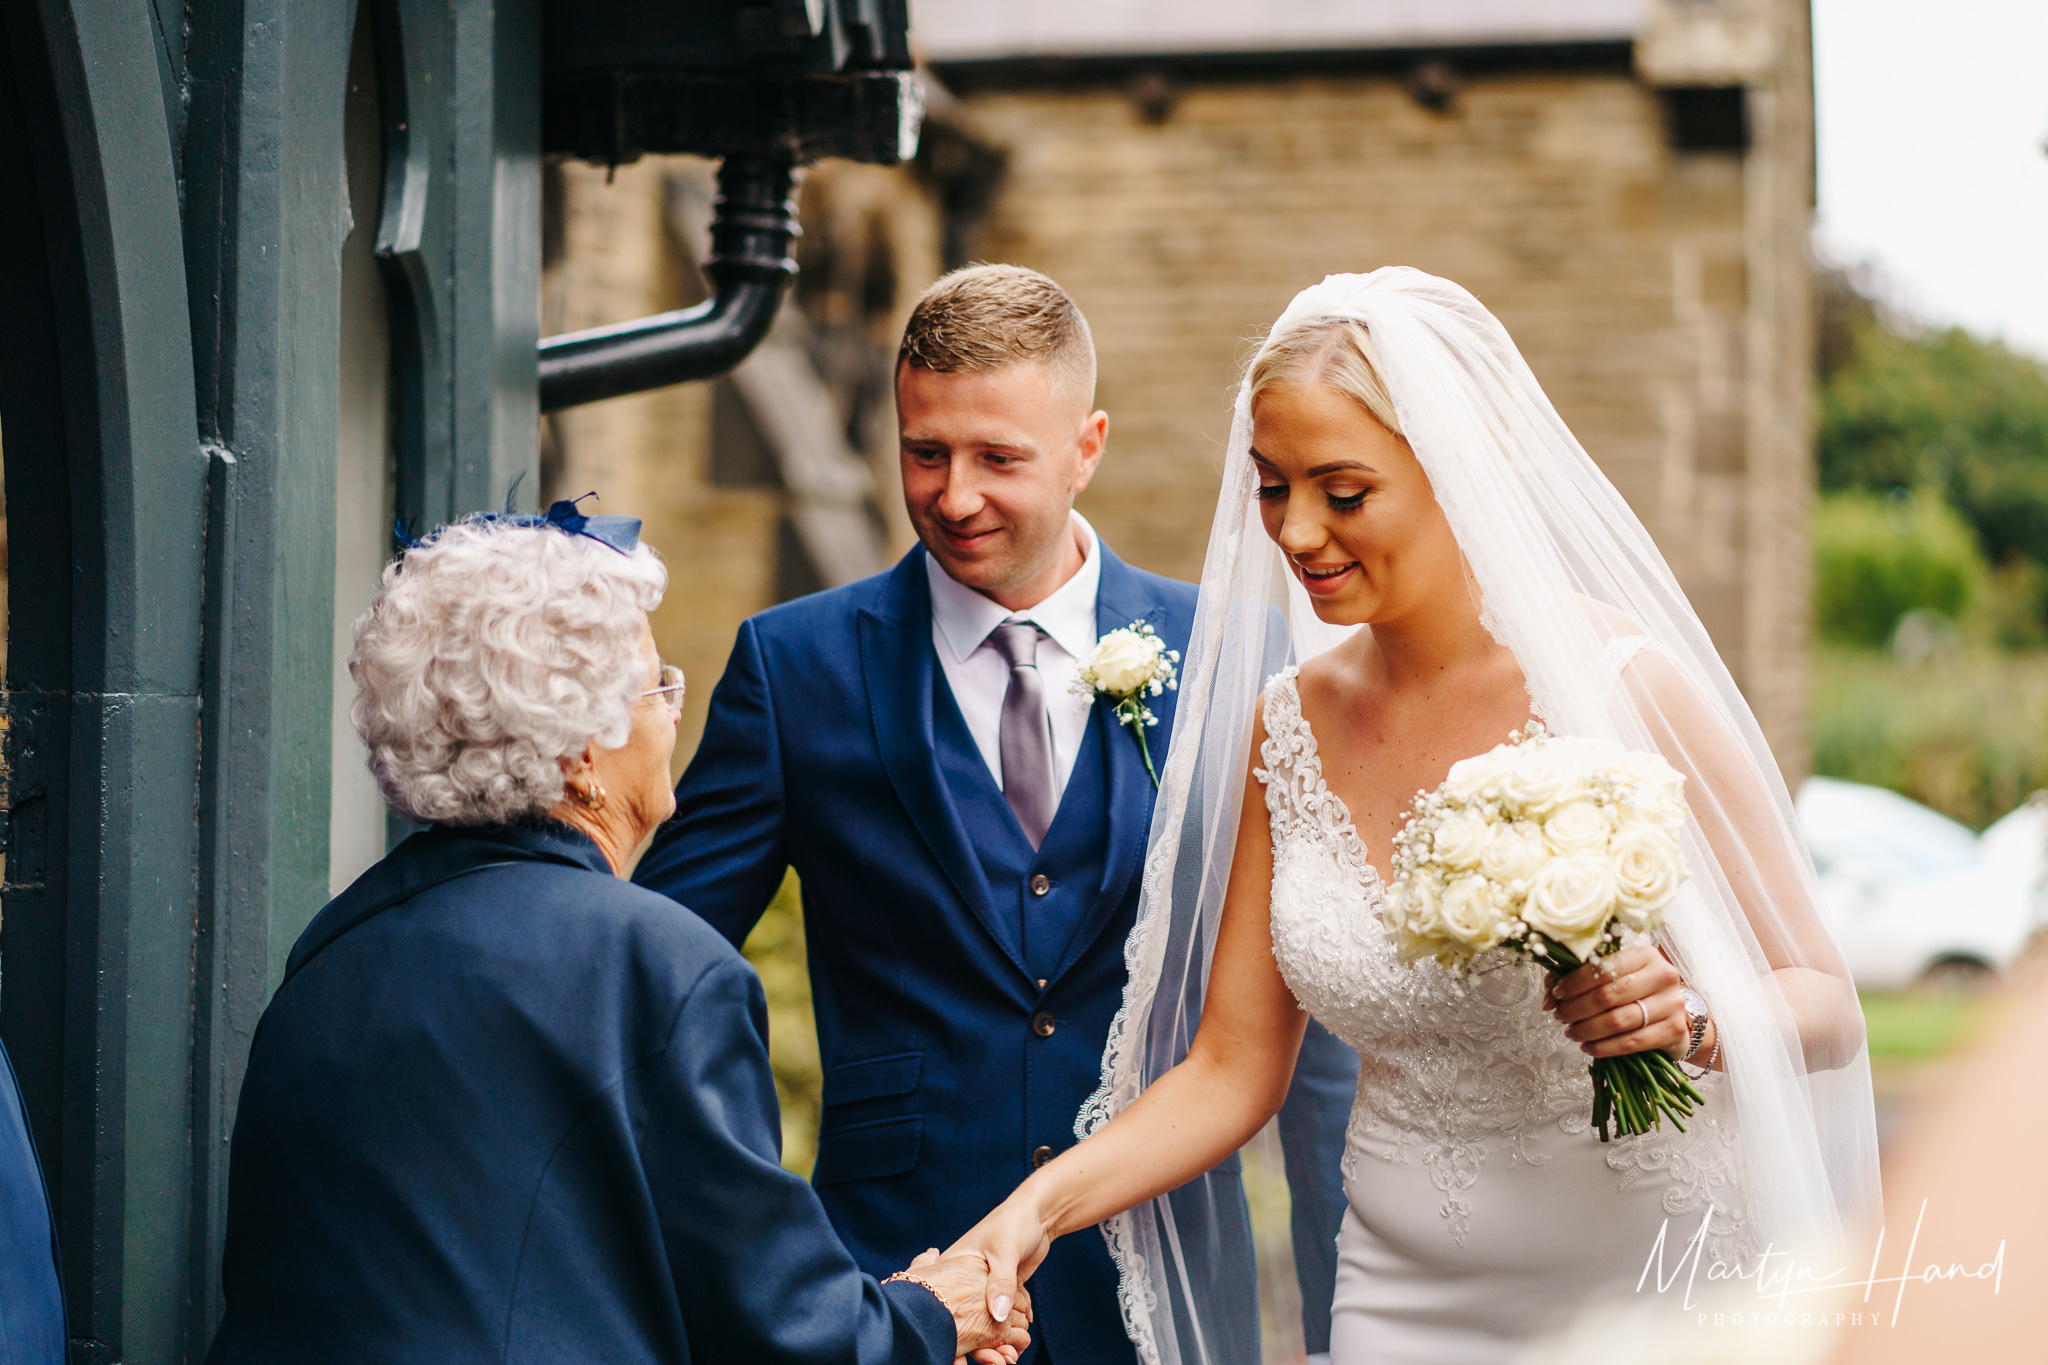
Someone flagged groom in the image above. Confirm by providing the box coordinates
[635,266,1349,1364]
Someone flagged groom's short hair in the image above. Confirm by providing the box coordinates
[897,264,1096,407]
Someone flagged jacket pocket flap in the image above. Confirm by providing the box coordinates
[823,1051,922,1106]
[812,1115,923,1187]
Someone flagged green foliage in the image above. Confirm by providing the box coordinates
[740,871,823,1177]
[1819,322,2048,568]
[1812,646,2048,829]
[1812,491,1985,647]
[1857,990,1997,1061]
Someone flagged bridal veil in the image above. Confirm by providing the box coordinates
[1077,268,1882,1364]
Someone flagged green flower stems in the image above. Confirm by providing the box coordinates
[1113,695,1161,788]
[1541,940,1708,1142]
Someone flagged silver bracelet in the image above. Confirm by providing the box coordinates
[1680,1033,1720,1080]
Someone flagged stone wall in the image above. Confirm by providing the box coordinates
[951,45,1813,770]
[541,157,940,767]
[541,4,1816,775]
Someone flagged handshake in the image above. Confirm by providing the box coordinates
[890,1248,1035,1364]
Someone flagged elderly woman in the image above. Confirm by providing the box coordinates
[207,507,1027,1365]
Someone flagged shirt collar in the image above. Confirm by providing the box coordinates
[926,512,1103,663]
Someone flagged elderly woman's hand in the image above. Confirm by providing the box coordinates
[903,1249,1033,1364]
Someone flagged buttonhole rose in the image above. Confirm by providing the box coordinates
[1086,630,1162,696]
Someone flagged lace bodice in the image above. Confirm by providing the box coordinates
[1256,668,1741,1249]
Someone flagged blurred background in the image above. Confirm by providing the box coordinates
[526,0,2048,1195]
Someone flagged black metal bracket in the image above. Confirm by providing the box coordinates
[537,156,800,413]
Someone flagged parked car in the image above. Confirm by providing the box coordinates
[1795,776,2045,991]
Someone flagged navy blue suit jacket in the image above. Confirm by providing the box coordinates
[636,544,1207,1364]
[208,822,954,1365]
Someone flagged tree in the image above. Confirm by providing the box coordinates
[1819,314,2048,571]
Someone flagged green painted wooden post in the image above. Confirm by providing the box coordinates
[0,3,206,1361]
[182,3,355,1350]
[2,0,539,1359]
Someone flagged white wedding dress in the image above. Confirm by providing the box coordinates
[1257,669,1741,1364]
[1082,271,1878,1365]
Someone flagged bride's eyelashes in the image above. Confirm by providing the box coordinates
[1254,482,1368,511]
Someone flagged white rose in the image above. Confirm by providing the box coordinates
[1444,749,1507,800]
[1497,741,1582,816]
[1087,629,1161,695]
[1611,825,1686,929]
[1383,875,1421,928]
[1541,799,1611,857]
[1438,874,1510,951]
[1615,788,1687,837]
[1620,749,1687,802]
[1479,820,1546,884]
[1387,873,1451,964]
[1432,809,1492,869]
[1574,737,1629,769]
[1522,855,1618,959]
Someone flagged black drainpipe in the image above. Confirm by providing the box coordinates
[538,154,799,413]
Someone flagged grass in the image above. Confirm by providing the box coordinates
[1858,989,1999,1061]
[1812,645,2048,829]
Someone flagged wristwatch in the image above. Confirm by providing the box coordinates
[1680,986,1711,1060]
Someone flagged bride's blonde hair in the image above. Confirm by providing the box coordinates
[1247,316,1404,437]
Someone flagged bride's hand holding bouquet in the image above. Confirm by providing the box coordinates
[1383,722,1715,1139]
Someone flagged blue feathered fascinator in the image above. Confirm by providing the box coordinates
[394,476,642,557]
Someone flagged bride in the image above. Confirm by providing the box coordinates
[949,269,1880,1363]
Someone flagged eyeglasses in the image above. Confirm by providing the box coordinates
[641,663,686,714]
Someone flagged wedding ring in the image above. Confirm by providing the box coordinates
[1636,1000,1650,1031]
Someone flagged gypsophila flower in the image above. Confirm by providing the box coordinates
[1382,721,1699,1140]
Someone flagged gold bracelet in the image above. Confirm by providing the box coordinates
[881,1269,952,1314]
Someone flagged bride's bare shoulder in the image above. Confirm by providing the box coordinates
[1294,638,1372,712]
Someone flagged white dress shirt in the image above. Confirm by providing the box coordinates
[926,512,1102,804]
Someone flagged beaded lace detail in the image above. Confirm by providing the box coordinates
[1256,667,1744,1251]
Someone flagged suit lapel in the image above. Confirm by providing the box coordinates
[1052,547,1168,980]
[858,553,1029,977]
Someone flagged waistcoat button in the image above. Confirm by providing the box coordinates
[1032,1145,1055,1169]
[1031,1011,1056,1038]
[1030,874,1051,896]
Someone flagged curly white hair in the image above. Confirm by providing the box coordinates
[349,517,668,826]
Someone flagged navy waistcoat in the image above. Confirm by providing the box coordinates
[932,683,1112,984]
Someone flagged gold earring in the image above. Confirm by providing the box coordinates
[576,781,607,812]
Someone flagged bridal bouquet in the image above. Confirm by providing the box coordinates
[1382,722,1704,1140]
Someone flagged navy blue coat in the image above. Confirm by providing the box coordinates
[207,821,954,1365]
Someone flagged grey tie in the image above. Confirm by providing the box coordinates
[989,622,1056,849]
